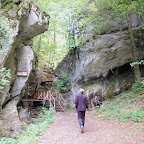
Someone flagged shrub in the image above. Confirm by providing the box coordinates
[0,16,13,55]
[0,67,11,93]
[94,88,144,123]
[55,71,71,93]
[132,78,144,94]
[0,107,55,144]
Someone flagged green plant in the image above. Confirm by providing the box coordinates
[66,104,75,111]
[0,16,13,55]
[139,126,144,131]
[56,71,71,93]
[0,67,11,93]
[0,107,55,144]
[130,60,144,67]
[94,89,144,123]
[132,79,144,94]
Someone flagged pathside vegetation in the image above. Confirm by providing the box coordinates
[93,80,144,130]
[0,108,55,144]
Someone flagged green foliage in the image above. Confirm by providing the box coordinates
[130,60,144,67]
[1,0,22,6]
[33,32,68,70]
[32,0,85,69]
[55,71,70,93]
[77,0,144,35]
[139,125,144,131]
[65,106,75,111]
[0,67,11,93]
[0,16,13,55]
[0,108,55,144]
[132,78,144,94]
[94,84,144,123]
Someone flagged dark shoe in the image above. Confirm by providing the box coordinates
[81,126,84,133]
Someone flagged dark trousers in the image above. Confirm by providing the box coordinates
[77,111,85,127]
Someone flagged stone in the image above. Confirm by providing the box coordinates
[1,97,21,132]
[18,107,30,121]
[0,0,50,133]
[0,0,49,107]
[11,46,34,98]
[55,25,144,107]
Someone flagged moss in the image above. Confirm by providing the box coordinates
[105,50,117,62]
[3,4,14,13]
[21,4,29,10]
[107,84,115,99]
[43,11,50,17]
[101,80,104,86]
[18,42,25,48]
[93,35,102,39]
[105,52,110,60]
[123,78,129,85]
[1,0,13,6]
[133,29,144,39]
[14,0,22,5]
[84,84,95,93]
[2,1,21,16]
[69,58,76,72]
[1,0,22,9]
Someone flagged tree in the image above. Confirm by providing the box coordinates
[78,0,144,82]
[32,0,144,81]
[109,0,143,81]
[32,0,84,69]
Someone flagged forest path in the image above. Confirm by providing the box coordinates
[37,111,144,144]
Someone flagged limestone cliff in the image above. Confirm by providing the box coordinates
[0,0,49,133]
[55,14,144,107]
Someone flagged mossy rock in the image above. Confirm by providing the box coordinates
[123,78,129,85]
[84,84,96,94]
[133,29,144,39]
[107,84,115,99]
[1,0,22,9]
[21,4,29,10]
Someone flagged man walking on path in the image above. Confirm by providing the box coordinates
[75,88,89,133]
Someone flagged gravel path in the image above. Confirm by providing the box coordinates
[37,111,144,144]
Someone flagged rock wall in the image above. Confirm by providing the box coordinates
[55,14,144,107]
[0,0,49,132]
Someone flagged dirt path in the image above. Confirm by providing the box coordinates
[37,111,144,144]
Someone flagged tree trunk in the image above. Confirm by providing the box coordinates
[127,13,141,81]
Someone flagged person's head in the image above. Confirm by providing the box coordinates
[79,88,84,94]
[95,96,98,99]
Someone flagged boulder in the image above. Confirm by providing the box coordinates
[55,19,144,107]
[0,0,50,133]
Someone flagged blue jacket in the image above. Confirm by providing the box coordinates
[75,94,89,111]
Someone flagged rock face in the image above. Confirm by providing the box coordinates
[0,0,49,132]
[55,14,144,107]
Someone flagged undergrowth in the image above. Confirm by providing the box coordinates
[93,81,144,125]
[0,107,55,144]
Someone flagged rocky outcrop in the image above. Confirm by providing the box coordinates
[0,0,49,132]
[55,14,144,107]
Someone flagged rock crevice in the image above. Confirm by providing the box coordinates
[0,0,49,133]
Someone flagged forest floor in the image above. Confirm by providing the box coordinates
[37,110,144,144]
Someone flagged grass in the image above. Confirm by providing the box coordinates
[0,107,56,144]
[93,83,144,125]
[65,104,75,111]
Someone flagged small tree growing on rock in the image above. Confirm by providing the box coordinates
[79,0,144,82]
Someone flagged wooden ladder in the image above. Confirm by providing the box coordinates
[34,90,65,112]
[52,91,65,112]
